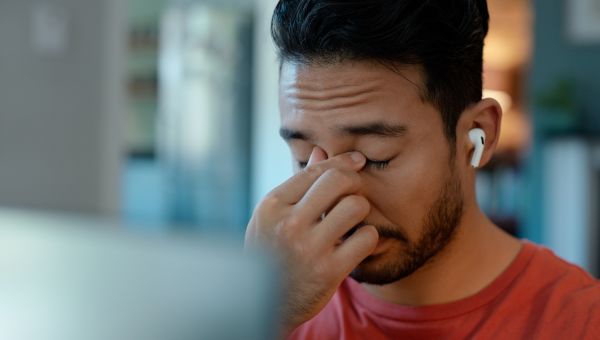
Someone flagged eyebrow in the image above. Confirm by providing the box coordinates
[336,122,408,138]
[279,128,313,141]
[279,122,408,142]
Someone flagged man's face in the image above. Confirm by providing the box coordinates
[279,61,465,285]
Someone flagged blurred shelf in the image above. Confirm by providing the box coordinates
[490,215,520,237]
[481,150,523,171]
[127,74,158,99]
[127,52,159,74]
[128,149,157,160]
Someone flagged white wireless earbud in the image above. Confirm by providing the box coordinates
[468,128,486,168]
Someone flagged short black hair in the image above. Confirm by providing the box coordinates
[271,0,490,142]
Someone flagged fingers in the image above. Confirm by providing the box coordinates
[307,146,327,166]
[332,225,379,275]
[245,146,377,333]
[310,195,370,250]
[268,149,366,205]
[293,167,363,224]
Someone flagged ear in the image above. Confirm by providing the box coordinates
[457,98,502,169]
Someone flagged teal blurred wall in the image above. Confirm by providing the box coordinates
[530,0,600,128]
[524,0,600,243]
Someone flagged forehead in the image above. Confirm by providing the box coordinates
[280,60,423,90]
[278,61,432,130]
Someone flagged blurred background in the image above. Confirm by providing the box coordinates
[0,0,598,276]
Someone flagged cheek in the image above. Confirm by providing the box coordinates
[362,150,448,237]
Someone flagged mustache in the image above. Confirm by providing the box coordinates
[342,221,408,243]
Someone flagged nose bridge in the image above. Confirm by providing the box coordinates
[316,143,380,216]
[318,136,354,161]
[335,153,369,197]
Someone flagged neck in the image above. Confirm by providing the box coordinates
[362,204,522,306]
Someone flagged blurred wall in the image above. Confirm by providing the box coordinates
[525,0,600,272]
[531,0,600,127]
[0,0,125,215]
[251,0,292,207]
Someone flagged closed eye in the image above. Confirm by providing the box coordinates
[366,159,391,170]
[297,158,391,170]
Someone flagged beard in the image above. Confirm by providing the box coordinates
[350,169,465,285]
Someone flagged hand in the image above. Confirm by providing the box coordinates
[245,147,379,336]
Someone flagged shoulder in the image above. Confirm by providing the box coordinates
[549,281,600,338]
[525,242,598,288]
[522,242,600,336]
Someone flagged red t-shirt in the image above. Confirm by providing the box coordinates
[289,241,600,339]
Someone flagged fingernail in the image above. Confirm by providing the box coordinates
[350,152,365,164]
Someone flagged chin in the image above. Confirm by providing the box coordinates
[350,246,417,285]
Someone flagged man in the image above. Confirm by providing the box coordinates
[245,0,600,338]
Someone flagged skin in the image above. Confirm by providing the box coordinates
[245,60,522,335]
